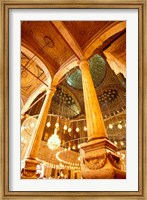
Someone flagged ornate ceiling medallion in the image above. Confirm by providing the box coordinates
[44,36,54,48]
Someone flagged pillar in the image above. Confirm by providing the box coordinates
[21,85,56,179]
[79,59,126,179]
[79,59,107,141]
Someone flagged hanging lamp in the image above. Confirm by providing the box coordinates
[47,127,61,150]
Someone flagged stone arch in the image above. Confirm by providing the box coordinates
[83,21,126,59]
[21,46,52,115]
[52,22,126,88]
[21,46,52,85]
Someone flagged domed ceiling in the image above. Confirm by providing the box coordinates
[25,85,81,119]
[21,21,126,176]
[66,54,107,90]
[51,86,81,118]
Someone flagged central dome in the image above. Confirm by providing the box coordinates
[66,54,107,90]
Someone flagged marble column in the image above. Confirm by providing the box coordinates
[21,85,56,179]
[79,59,126,179]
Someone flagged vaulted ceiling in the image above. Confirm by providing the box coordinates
[21,21,126,164]
[21,21,126,108]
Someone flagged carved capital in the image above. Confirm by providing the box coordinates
[79,59,89,70]
[46,85,56,95]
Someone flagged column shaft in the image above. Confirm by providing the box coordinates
[26,85,56,159]
[79,59,107,141]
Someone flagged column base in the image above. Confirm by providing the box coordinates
[21,158,40,179]
[80,138,126,179]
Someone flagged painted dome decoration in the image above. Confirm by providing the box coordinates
[66,54,107,90]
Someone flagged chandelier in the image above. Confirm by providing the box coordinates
[46,86,88,151]
[47,128,61,150]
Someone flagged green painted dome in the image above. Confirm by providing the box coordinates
[66,54,107,90]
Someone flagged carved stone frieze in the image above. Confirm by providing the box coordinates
[80,138,126,179]
[107,152,121,169]
[85,153,107,170]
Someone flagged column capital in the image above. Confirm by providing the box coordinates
[79,59,89,69]
[46,84,56,94]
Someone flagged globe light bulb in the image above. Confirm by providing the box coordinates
[109,124,113,129]
[84,126,87,131]
[118,124,122,129]
[68,127,72,132]
[46,121,51,127]
[64,125,67,130]
[72,145,76,150]
[76,127,79,132]
[55,122,59,128]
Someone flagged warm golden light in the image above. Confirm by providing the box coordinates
[55,122,59,128]
[30,123,35,128]
[118,124,122,129]
[109,124,113,129]
[46,121,51,127]
[68,127,72,132]
[64,125,67,130]
[47,128,61,150]
[68,146,71,150]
